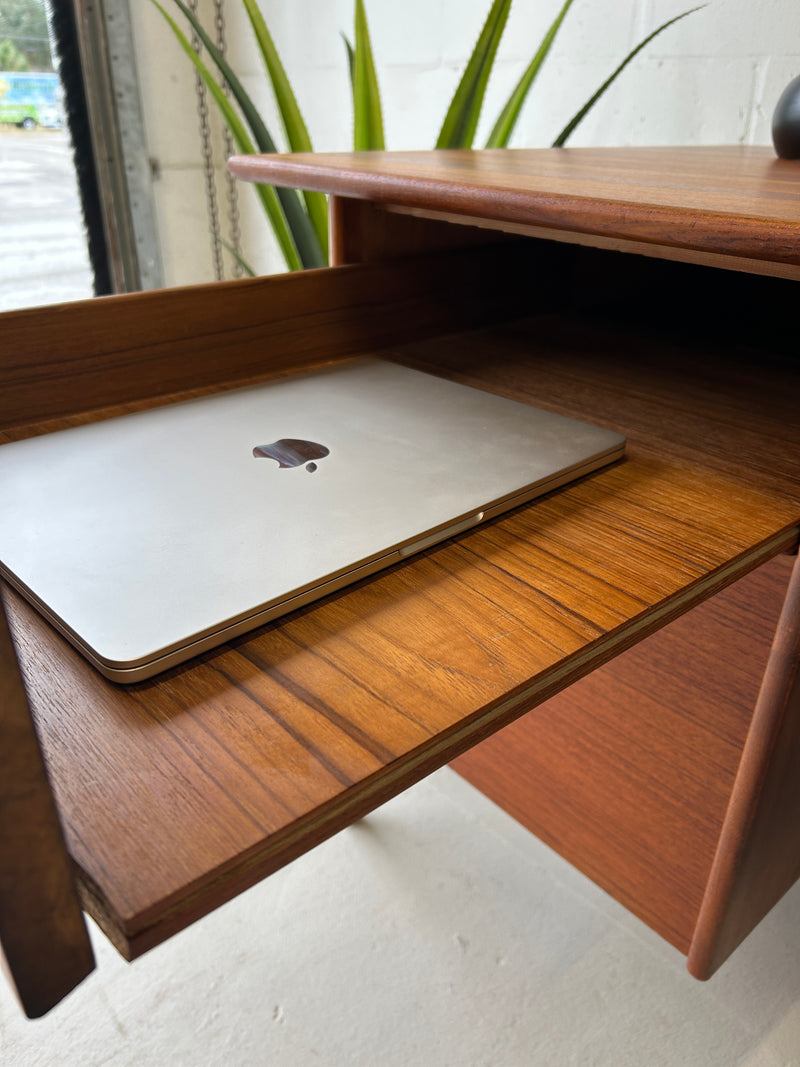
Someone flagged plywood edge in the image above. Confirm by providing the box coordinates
[688,551,800,979]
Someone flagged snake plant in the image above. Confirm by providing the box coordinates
[154,0,702,271]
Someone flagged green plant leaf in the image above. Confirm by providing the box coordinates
[342,33,356,90]
[152,0,304,271]
[436,0,512,149]
[167,0,276,151]
[486,0,575,148]
[167,0,325,267]
[159,0,325,269]
[552,5,705,147]
[353,0,385,150]
[240,0,312,153]
[240,0,328,260]
[219,237,256,277]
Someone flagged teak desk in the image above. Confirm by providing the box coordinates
[1,147,799,1017]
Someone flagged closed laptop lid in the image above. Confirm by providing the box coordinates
[0,358,624,680]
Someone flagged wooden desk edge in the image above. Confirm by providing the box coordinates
[228,148,800,269]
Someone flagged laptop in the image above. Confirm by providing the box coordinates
[0,358,625,682]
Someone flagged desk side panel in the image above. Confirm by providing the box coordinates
[330,196,520,265]
[453,555,792,953]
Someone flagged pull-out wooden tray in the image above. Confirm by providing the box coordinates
[2,148,799,1017]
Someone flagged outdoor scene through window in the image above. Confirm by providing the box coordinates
[0,0,93,310]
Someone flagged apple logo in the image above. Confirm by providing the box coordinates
[253,438,330,473]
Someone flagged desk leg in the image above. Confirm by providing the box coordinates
[0,590,95,1017]
[688,550,800,978]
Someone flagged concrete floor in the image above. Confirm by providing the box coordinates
[2,125,800,1067]
[2,769,800,1066]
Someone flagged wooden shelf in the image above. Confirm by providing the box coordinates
[3,146,800,1012]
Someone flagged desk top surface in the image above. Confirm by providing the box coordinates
[229,146,800,266]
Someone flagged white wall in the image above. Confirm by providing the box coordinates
[130,0,800,286]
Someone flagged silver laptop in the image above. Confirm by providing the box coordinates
[0,358,624,682]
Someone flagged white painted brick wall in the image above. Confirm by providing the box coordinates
[130,0,800,286]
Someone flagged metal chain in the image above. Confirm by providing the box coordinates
[213,0,243,277]
[189,0,224,281]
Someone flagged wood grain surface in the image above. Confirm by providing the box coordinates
[229,147,800,267]
[395,310,800,500]
[4,310,799,958]
[0,597,94,1016]
[0,243,528,430]
[453,553,793,954]
[3,147,800,977]
[405,293,800,974]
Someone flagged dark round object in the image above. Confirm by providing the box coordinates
[772,74,800,159]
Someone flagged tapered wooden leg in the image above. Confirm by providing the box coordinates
[688,551,800,978]
[0,591,95,1017]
